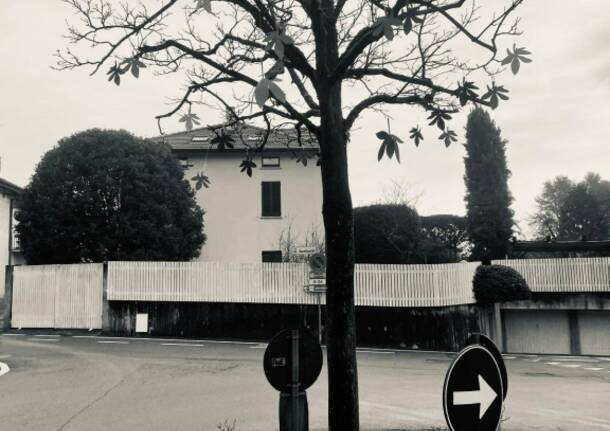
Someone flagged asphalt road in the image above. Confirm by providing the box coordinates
[1,333,609,431]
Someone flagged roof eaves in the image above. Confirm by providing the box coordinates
[0,177,24,195]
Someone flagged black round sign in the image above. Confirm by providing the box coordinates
[263,329,323,393]
[466,333,507,400]
[443,345,503,431]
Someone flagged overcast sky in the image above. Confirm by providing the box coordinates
[1,1,609,238]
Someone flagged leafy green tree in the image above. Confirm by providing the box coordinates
[530,173,610,241]
[420,214,469,263]
[560,173,610,241]
[464,108,514,261]
[16,129,205,264]
[58,2,529,427]
[529,176,574,239]
[354,204,421,264]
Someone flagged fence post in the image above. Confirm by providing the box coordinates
[101,262,110,333]
[2,266,13,331]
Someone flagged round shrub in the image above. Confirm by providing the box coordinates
[473,264,531,304]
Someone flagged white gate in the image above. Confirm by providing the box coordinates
[11,264,103,329]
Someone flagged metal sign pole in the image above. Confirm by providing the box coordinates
[316,294,322,345]
[291,329,300,431]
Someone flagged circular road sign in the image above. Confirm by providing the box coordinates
[443,344,503,431]
[308,253,326,275]
[466,333,507,400]
[263,329,323,393]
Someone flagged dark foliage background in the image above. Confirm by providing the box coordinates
[16,129,205,264]
[354,204,421,264]
[354,206,469,264]
[420,214,469,263]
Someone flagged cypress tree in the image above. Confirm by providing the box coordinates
[464,108,514,261]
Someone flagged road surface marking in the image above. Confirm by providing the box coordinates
[552,357,599,363]
[250,345,267,349]
[71,335,259,345]
[585,367,604,371]
[34,334,60,337]
[560,364,581,368]
[200,340,259,345]
[545,362,561,365]
[97,340,129,344]
[2,333,25,336]
[502,356,516,360]
[161,343,204,347]
[29,338,58,342]
[357,349,395,355]
[0,362,9,378]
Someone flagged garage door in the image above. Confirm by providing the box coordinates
[579,311,610,356]
[504,310,571,354]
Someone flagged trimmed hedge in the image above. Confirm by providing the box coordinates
[473,264,531,304]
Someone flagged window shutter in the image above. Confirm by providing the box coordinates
[262,181,281,216]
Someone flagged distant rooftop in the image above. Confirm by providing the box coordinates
[150,124,319,153]
[512,239,610,253]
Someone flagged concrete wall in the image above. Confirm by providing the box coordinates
[105,301,484,352]
[504,310,572,354]
[579,311,610,355]
[501,293,610,355]
[182,152,323,263]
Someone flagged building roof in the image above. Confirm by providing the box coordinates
[512,239,610,253]
[150,124,319,153]
[0,177,23,196]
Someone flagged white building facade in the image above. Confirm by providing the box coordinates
[153,125,324,263]
[0,177,24,297]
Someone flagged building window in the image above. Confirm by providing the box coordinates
[261,181,281,217]
[262,251,282,262]
[262,156,280,168]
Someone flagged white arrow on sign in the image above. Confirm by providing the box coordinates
[453,374,497,419]
[0,362,10,378]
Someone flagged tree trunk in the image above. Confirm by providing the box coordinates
[311,3,359,428]
[319,82,359,430]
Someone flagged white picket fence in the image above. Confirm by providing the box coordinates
[107,261,314,304]
[9,258,610,329]
[107,261,479,307]
[354,262,478,307]
[11,263,103,329]
[493,257,610,293]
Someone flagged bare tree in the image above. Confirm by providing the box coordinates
[378,178,423,206]
[57,1,529,428]
[279,219,325,262]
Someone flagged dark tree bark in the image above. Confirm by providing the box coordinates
[319,103,359,431]
[315,5,359,428]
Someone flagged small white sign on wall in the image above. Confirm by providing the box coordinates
[135,313,148,333]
